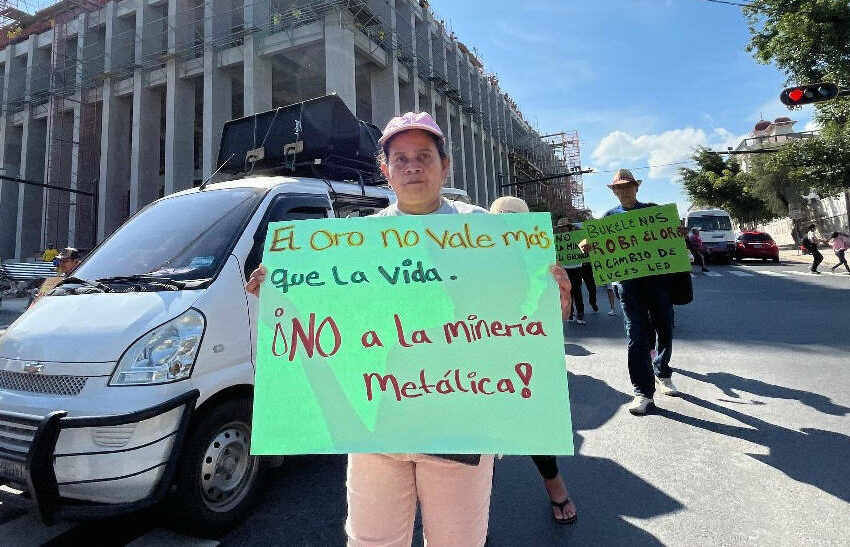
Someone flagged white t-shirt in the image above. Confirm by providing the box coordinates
[806,230,817,242]
[372,197,488,216]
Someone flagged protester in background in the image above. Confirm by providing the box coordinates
[687,228,709,273]
[802,224,824,273]
[56,247,82,276]
[42,243,59,263]
[581,169,681,415]
[827,231,850,274]
[557,219,590,324]
[490,196,577,526]
[577,223,599,313]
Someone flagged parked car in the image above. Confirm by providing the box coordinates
[735,231,780,263]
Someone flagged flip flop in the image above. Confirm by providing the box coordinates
[551,498,577,525]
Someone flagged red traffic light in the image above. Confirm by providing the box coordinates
[780,82,839,106]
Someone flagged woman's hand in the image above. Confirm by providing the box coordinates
[245,264,267,297]
[549,264,572,320]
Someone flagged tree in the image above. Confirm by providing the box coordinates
[679,147,776,224]
[743,0,850,234]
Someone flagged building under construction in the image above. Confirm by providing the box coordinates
[0,0,587,260]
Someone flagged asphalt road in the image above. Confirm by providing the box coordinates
[1,259,848,545]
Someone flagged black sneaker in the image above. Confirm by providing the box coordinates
[576,315,586,325]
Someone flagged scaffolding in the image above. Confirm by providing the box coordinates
[2,0,552,252]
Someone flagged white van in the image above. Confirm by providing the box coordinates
[0,176,399,536]
[685,208,735,263]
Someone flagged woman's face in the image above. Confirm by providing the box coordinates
[380,130,450,213]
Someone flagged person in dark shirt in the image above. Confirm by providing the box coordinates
[594,169,681,415]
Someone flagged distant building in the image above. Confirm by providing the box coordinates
[735,118,848,245]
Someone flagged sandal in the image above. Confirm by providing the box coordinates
[551,498,577,525]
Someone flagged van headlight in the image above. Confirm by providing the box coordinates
[110,309,205,386]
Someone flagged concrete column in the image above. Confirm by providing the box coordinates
[14,36,45,259]
[0,47,19,258]
[409,10,420,112]
[164,0,195,194]
[203,0,233,178]
[243,0,271,115]
[486,85,498,201]
[462,119,478,205]
[97,79,132,241]
[129,0,161,213]
[67,13,87,247]
[16,113,47,260]
[479,127,489,207]
[325,10,357,114]
[369,10,399,127]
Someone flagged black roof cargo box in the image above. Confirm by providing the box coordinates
[217,94,383,182]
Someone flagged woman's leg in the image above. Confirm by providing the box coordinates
[415,455,495,547]
[837,250,850,273]
[566,268,585,318]
[530,456,577,521]
[530,455,558,480]
[346,454,418,547]
[607,285,616,314]
[580,263,598,311]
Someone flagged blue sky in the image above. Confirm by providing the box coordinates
[430,0,822,218]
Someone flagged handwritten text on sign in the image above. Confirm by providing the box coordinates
[251,213,573,456]
[554,227,588,267]
[583,204,690,284]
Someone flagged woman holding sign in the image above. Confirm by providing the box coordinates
[247,113,573,545]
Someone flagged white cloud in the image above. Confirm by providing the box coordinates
[590,127,744,179]
[804,119,821,132]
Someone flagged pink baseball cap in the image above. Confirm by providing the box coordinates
[378,111,445,145]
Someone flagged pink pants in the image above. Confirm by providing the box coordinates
[345,453,495,546]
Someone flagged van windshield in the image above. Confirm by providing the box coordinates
[687,215,732,232]
[75,188,266,282]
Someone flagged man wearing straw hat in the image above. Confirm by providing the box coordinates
[587,169,680,415]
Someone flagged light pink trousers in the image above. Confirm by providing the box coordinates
[345,453,495,547]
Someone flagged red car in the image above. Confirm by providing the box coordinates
[735,231,780,262]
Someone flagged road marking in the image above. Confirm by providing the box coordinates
[729,271,754,277]
[703,271,723,277]
[756,271,786,277]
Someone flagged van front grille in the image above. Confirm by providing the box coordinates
[0,370,87,396]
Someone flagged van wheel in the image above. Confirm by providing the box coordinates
[168,398,261,538]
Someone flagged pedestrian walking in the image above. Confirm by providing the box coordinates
[687,228,709,272]
[802,224,824,273]
[827,231,850,274]
[247,113,572,545]
[556,220,594,324]
[490,196,577,526]
[582,169,681,416]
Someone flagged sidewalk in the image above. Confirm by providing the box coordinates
[779,247,848,269]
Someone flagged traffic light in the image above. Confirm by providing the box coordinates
[780,82,840,106]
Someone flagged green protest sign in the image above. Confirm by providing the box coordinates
[583,204,689,284]
[251,213,573,456]
[555,228,588,267]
